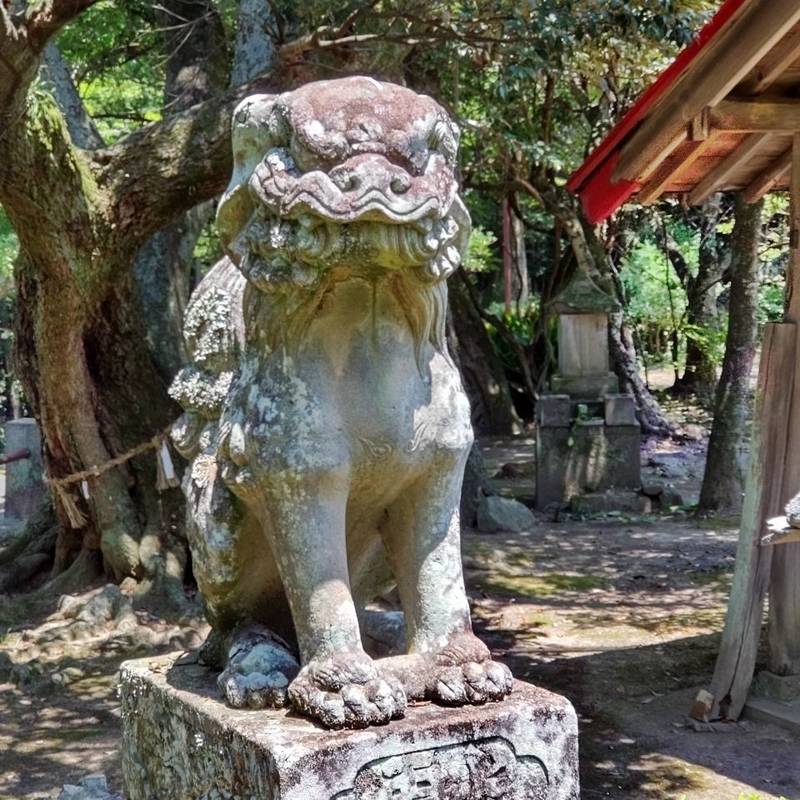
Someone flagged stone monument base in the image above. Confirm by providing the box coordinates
[745,670,800,734]
[120,653,579,800]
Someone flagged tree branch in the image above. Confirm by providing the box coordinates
[98,78,276,251]
[24,0,99,51]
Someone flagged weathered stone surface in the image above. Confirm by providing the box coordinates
[56,774,122,800]
[537,395,571,428]
[752,670,800,703]
[549,372,620,398]
[120,653,579,800]
[604,394,637,427]
[536,422,641,508]
[556,314,610,379]
[4,418,45,519]
[476,495,536,533]
[167,78,514,728]
[551,270,620,315]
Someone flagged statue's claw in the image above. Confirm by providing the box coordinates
[217,625,300,710]
[432,660,513,705]
[427,632,513,706]
[288,653,407,729]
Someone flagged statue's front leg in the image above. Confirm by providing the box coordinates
[263,466,406,729]
[380,451,513,705]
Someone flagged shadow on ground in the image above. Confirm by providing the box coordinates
[467,519,798,800]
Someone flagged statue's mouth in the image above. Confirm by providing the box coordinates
[251,150,456,229]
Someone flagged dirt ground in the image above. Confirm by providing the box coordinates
[0,411,798,799]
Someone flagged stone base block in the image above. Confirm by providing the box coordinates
[744,696,800,735]
[536,422,640,509]
[120,653,579,800]
[5,418,44,519]
[550,372,619,398]
[752,670,800,704]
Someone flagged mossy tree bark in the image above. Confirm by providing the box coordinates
[698,194,763,515]
[0,2,275,589]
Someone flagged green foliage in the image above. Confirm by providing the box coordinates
[55,1,164,142]
[620,238,686,366]
[0,209,17,281]
[759,281,786,324]
[193,221,223,278]
[464,227,499,273]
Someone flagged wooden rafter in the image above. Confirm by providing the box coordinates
[638,139,712,205]
[738,28,800,95]
[687,132,773,205]
[742,147,792,202]
[614,2,800,183]
[711,98,800,131]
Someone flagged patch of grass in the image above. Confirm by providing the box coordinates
[478,572,610,598]
[687,567,734,594]
[695,515,741,530]
[631,608,725,634]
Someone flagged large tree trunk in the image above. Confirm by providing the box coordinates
[0,1,282,599]
[672,200,727,401]
[8,107,184,586]
[698,195,763,515]
[0,7,249,591]
[448,277,518,436]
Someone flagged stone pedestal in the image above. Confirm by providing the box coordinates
[536,419,641,509]
[745,670,800,734]
[120,653,579,800]
[536,272,640,509]
[4,418,44,519]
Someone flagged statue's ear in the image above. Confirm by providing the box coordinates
[217,94,281,254]
[448,193,472,276]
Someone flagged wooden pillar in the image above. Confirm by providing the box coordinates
[768,132,800,676]
[702,323,790,719]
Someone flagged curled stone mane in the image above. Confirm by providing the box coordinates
[215,77,470,361]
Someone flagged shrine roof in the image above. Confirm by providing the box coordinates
[568,0,800,223]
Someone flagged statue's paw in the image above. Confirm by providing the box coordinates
[218,624,300,710]
[288,653,407,729]
[219,668,293,709]
[426,632,513,706]
[431,659,514,706]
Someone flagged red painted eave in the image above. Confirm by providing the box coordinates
[567,0,751,224]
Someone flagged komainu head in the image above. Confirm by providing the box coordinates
[216,77,470,294]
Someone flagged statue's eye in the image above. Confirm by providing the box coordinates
[290,135,325,172]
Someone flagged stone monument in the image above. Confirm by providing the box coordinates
[121,77,578,798]
[536,271,641,508]
[4,417,45,519]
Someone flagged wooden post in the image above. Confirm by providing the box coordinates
[698,135,800,722]
[702,323,793,719]
[768,132,800,676]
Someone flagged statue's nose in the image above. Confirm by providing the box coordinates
[329,156,412,197]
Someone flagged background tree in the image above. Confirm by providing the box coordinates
[1,0,775,600]
[698,195,765,515]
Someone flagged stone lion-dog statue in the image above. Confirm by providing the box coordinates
[169,76,513,729]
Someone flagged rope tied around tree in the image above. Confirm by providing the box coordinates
[45,425,179,529]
